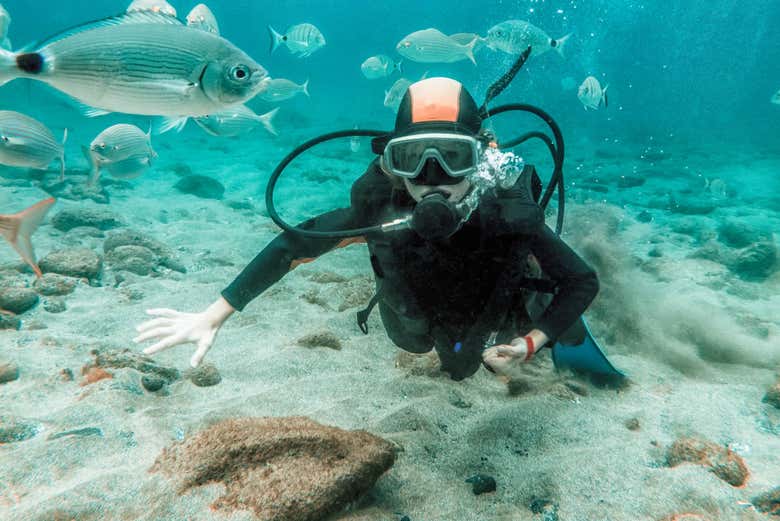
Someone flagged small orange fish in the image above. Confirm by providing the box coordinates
[0,197,55,277]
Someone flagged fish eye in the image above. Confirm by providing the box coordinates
[230,65,250,81]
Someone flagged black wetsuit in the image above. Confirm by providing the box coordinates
[222,160,599,380]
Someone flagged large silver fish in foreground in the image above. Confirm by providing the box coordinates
[0,11,268,117]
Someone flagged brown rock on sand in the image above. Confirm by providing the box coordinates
[151,416,396,521]
[666,437,749,487]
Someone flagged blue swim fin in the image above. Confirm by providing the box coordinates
[551,316,625,382]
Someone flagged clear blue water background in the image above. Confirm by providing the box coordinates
[1,0,778,150]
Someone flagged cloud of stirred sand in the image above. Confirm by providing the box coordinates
[564,203,779,377]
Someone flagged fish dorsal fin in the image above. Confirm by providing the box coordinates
[35,11,183,49]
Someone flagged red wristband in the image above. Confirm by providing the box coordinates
[523,336,535,361]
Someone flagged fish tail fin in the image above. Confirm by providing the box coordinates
[81,144,100,186]
[465,38,477,65]
[155,116,189,135]
[602,84,609,108]
[554,33,572,58]
[0,48,19,87]
[302,78,310,97]
[258,107,279,136]
[0,197,56,277]
[59,128,68,181]
[396,59,403,75]
[268,25,283,54]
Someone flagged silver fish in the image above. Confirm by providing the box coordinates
[360,55,401,80]
[771,89,780,105]
[485,20,571,58]
[396,28,476,65]
[0,11,267,118]
[577,76,608,110]
[384,77,412,112]
[194,105,278,137]
[449,32,485,50]
[126,0,176,16]
[256,77,309,102]
[104,154,154,180]
[0,111,66,179]
[0,4,10,43]
[186,3,219,35]
[268,23,326,57]
[84,123,156,183]
[0,197,55,278]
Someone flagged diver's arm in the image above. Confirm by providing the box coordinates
[221,208,361,311]
[524,225,600,341]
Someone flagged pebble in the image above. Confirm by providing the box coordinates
[0,418,40,443]
[141,375,166,393]
[666,436,749,487]
[51,207,124,232]
[43,298,67,313]
[0,287,39,314]
[729,241,778,280]
[625,418,641,431]
[297,330,342,350]
[39,248,102,280]
[106,245,158,276]
[80,367,113,386]
[173,174,225,200]
[0,313,21,330]
[752,487,780,516]
[60,368,74,381]
[188,363,222,387]
[104,230,186,273]
[465,474,496,495]
[33,273,77,296]
[0,361,20,384]
[637,210,653,223]
[763,380,780,409]
[717,219,767,248]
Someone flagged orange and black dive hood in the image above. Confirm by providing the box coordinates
[371,77,483,154]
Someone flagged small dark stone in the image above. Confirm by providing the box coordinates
[47,427,103,441]
[0,419,40,443]
[625,418,641,431]
[39,248,102,280]
[88,348,180,382]
[718,219,767,249]
[0,361,20,384]
[188,363,222,387]
[752,487,780,516]
[173,175,225,200]
[465,473,496,495]
[400,517,411,521]
[141,374,166,392]
[616,175,645,188]
[0,287,39,314]
[297,330,342,350]
[33,273,77,296]
[60,368,74,381]
[51,207,123,232]
[637,210,653,223]
[43,298,67,313]
[0,313,21,330]
[729,241,778,280]
[763,381,780,410]
[648,247,663,258]
[530,497,555,514]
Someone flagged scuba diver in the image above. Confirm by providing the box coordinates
[135,50,623,382]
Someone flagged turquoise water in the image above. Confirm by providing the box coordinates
[0,1,779,520]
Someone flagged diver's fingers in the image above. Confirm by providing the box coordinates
[134,327,176,344]
[190,333,215,368]
[496,345,518,357]
[142,333,186,355]
[135,317,174,333]
[146,308,182,318]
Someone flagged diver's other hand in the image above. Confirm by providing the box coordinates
[133,297,235,367]
[482,336,535,375]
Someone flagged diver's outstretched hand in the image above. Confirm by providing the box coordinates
[133,297,235,367]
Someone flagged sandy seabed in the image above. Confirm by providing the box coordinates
[1,123,779,521]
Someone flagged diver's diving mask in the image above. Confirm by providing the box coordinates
[382,132,481,183]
